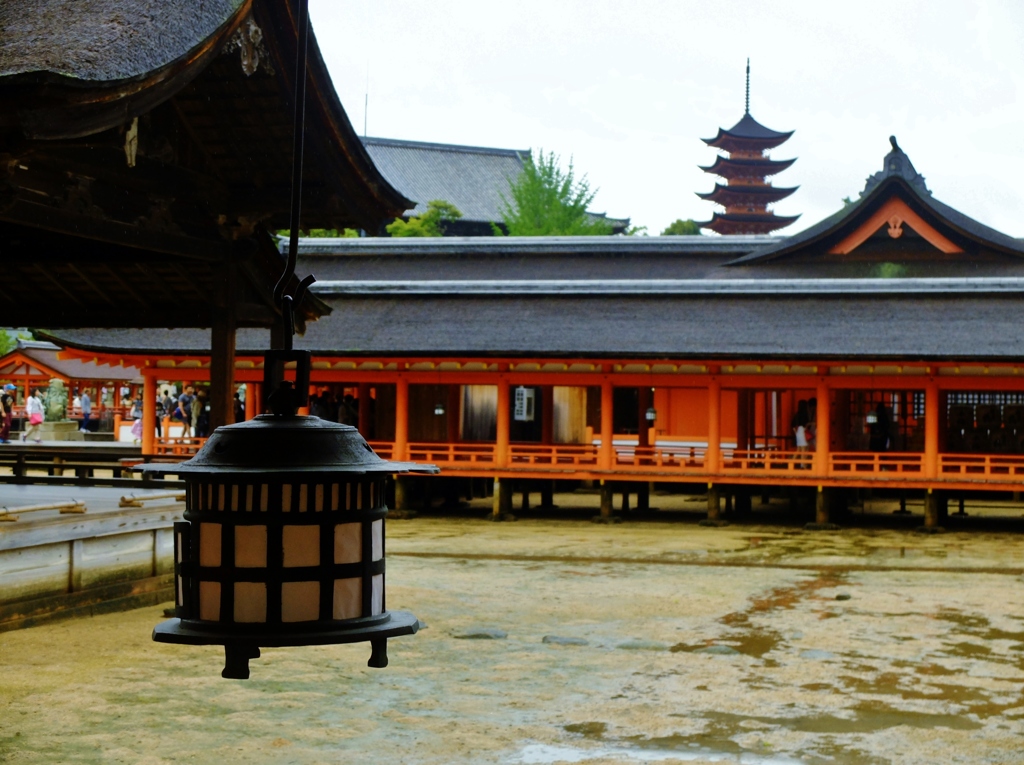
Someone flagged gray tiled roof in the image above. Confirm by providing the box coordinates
[38,290,1024,362]
[727,140,1024,265]
[12,340,142,381]
[362,137,529,222]
[361,137,630,229]
[0,0,245,81]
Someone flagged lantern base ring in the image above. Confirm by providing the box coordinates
[153,609,420,679]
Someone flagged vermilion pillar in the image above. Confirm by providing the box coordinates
[706,379,721,473]
[142,373,156,456]
[394,377,409,461]
[781,391,794,450]
[815,379,830,476]
[245,383,258,420]
[924,378,939,479]
[599,379,614,469]
[496,379,510,467]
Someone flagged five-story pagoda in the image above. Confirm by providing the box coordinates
[697,61,799,235]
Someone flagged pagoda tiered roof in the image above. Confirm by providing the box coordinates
[701,113,794,153]
[696,183,798,207]
[697,63,798,236]
[695,211,801,236]
[699,155,796,181]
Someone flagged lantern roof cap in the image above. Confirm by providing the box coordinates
[143,415,437,475]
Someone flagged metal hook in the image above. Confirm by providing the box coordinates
[273,0,315,350]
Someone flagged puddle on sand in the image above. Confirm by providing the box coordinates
[671,630,782,660]
[700,706,981,735]
[512,743,805,764]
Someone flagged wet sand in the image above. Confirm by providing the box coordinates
[2,504,1024,764]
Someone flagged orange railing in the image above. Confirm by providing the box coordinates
[722,449,811,475]
[615,444,706,471]
[407,442,496,465]
[352,439,1024,487]
[830,452,924,476]
[368,441,394,460]
[154,437,207,457]
[939,454,1024,479]
[510,443,599,467]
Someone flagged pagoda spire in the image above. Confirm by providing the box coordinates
[696,63,799,236]
[745,58,750,115]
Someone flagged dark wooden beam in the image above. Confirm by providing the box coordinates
[0,199,227,260]
[208,259,238,431]
[29,263,85,308]
[13,307,215,328]
[65,264,117,308]
[100,264,149,306]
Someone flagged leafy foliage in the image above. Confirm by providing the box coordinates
[872,262,907,278]
[277,228,360,238]
[660,219,702,236]
[497,150,613,236]
[386,200,463,237]
[0,330,32,357]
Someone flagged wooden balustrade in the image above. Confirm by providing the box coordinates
[154,437,207,457]
[939,454,1024,479]
[510,444,599,467]
[347,439,1024,489]
[406,442,496,465]
[615,444,706,470]
[722,449,811,475]
[830,452,924,476]
[367,441,393,460]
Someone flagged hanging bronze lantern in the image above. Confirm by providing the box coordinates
[148,410,437,679]
[144,0,441,681]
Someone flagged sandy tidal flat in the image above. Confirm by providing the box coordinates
[2,516,1024,764]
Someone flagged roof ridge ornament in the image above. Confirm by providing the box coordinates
[861,135,931,197]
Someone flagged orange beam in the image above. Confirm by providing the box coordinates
[706,378,721,474]
[394,378,409,461]
[599,379,613,469]
[141,374,156,455]
[495,378,510,468]
[924,377,939,479]
[814,379,829,476]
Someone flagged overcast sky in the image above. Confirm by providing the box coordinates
[308,1,1024,236]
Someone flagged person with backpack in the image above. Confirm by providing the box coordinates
[176,386,194,438]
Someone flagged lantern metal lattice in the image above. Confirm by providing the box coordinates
[148,415,437,678]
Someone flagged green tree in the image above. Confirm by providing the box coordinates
[497,150,613,236]
[0,330,31,357]
[277,228,360,238]
[386,200,463,237]
[660,219,702,236]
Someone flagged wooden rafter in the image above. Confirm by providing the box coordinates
[66,264,117,308]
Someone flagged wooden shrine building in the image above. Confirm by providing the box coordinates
[41,137,1024,528]
[0,0,410,428]
[362,137,630,236]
